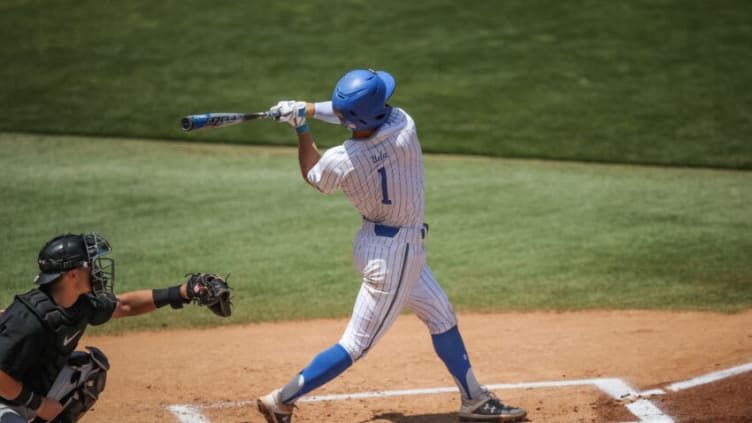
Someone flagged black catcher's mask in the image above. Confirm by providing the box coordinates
[35,233,115,297]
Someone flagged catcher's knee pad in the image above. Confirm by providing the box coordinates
[48,346,110,423]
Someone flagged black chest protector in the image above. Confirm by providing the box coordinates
[16,290,92,387]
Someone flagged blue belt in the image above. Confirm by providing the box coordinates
[374,223,429,239]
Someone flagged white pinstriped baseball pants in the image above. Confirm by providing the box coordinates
[339,220,458,361]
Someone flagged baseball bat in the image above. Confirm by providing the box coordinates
[180,111,280,132]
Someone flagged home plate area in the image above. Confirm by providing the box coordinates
[167,362,752,423]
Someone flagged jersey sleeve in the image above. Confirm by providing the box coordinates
[307,146,351,195]
[0,304,45,380]
[312,101,342,125]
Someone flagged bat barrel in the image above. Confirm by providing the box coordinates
[180,112,273,132]
[180,113,244,132]
[180,116,194,131]
[181,114,215,132]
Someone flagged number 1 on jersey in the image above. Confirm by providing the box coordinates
[378,166,392,205]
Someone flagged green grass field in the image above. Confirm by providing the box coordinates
[1,0,751,335]
[1,133,750,334]
[1,0,750,168]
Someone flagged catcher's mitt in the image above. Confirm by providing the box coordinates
[186,273,232,317]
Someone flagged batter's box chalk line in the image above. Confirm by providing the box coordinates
[167,361,752,423]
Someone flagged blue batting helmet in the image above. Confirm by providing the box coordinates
[331,69,396,131]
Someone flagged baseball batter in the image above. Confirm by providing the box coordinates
[256,69,527,423]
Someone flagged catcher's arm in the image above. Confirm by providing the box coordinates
[112,286,188,318]
[0,370,63,421]
[108,274,231,318]
[145,273,232,317]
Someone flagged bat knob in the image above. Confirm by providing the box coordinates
[180,116,193,131]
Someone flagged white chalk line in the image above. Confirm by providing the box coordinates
[168,361,752,423]
[167,405,211,423]
[665,362,752,392]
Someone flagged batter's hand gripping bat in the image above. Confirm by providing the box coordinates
[180,111,281,132]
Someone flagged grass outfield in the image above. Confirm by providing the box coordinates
[1,133,750,334]
[1,0,750,168]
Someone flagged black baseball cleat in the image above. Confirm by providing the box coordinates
[257,389,294,423]
[458,390,527,422]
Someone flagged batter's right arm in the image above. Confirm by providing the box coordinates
[297,129,321,186]
[268,100,323,185]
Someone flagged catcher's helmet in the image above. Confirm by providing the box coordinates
[35,233,115,295]
[331,69,396,131]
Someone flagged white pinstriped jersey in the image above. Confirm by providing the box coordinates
[307,108,424,227]
[306,104,457,361]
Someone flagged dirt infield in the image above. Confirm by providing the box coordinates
[82,310,752,423]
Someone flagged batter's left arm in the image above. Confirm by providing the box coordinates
[311,101,341,125]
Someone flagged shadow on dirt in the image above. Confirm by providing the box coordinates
[361,412,530,423]
[359,413,455,423]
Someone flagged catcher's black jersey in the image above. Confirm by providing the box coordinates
[0,289,113,399]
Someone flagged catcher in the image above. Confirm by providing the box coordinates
[0,233,231,422]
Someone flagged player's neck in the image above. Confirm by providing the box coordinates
[47,283,78,308]
[48,275,86,308]
[351,129,375,139]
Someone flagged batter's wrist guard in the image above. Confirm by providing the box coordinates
[153,285,188,309]
[296,123,309,134]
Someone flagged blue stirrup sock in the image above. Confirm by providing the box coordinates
[432,325,484,401]
[279,343,353,404]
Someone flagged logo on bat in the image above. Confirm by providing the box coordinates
[206,114,241,126]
